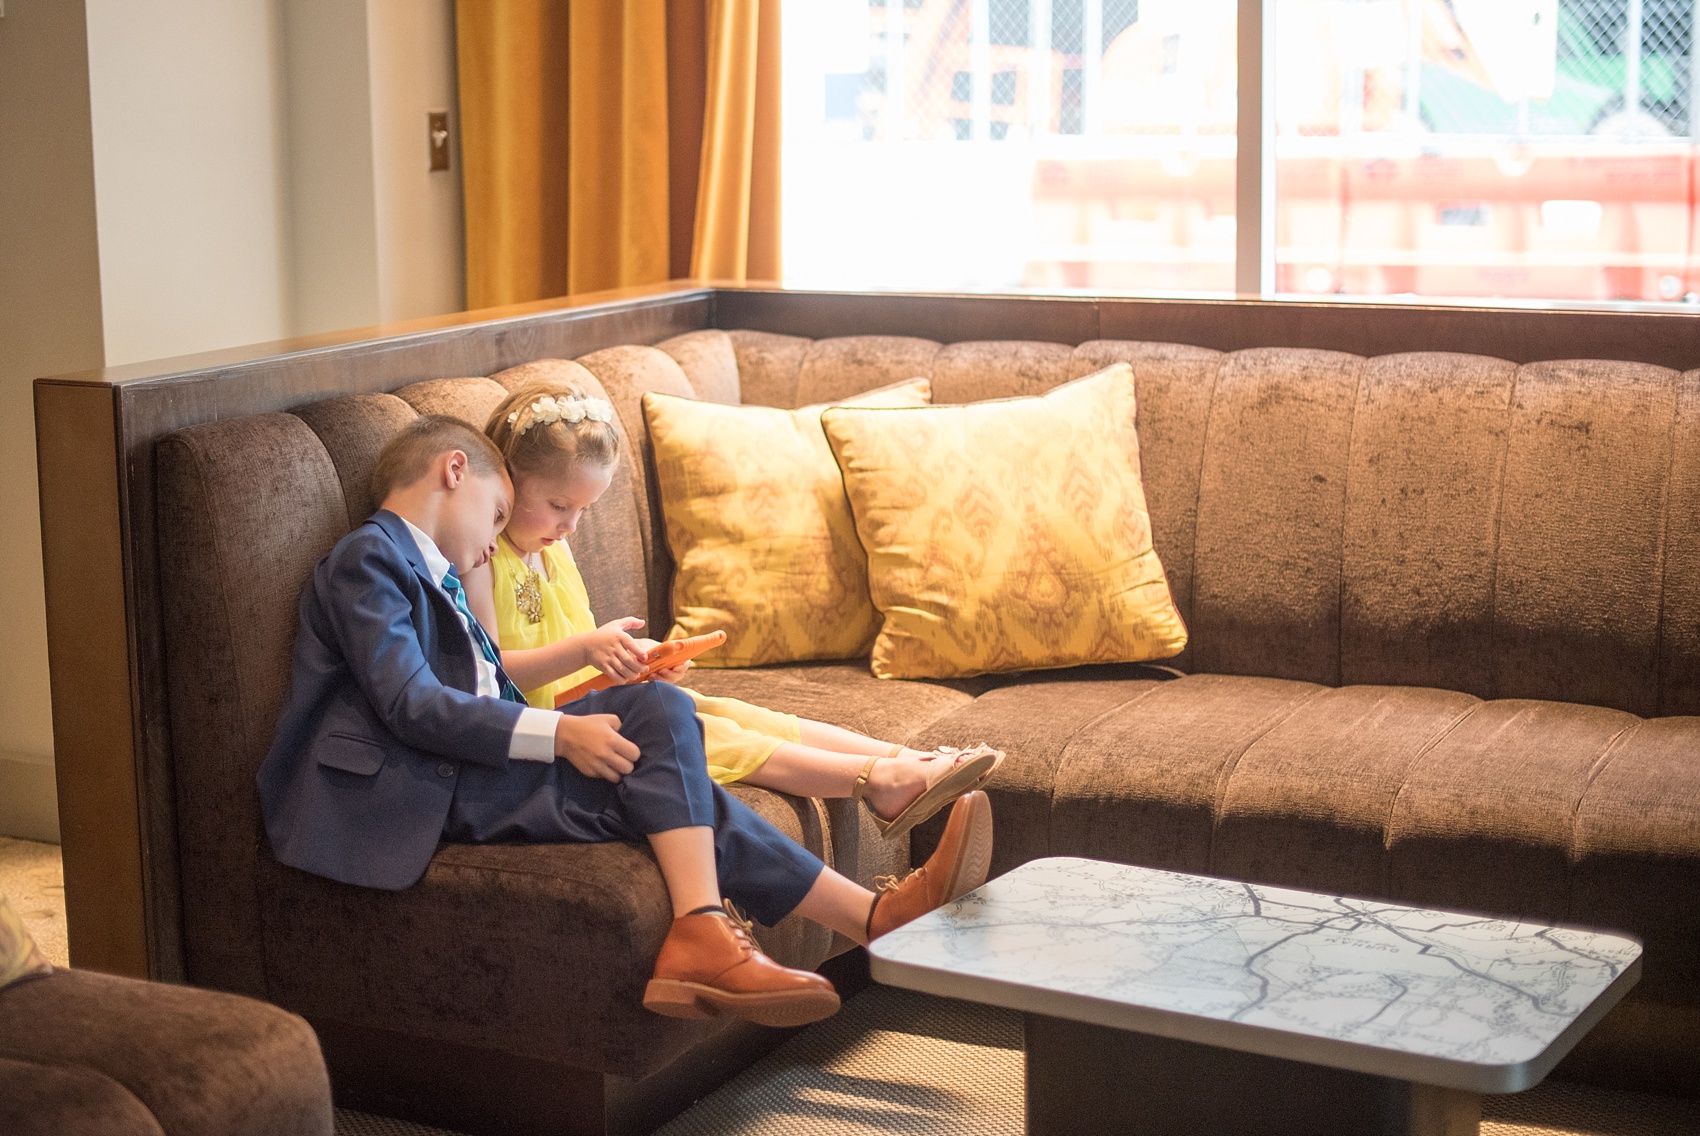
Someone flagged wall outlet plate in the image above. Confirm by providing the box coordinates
[428,111,450,172]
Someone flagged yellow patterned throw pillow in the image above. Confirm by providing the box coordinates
[0,892,51,988]
[643,379,933,667]
[821,364,1187,680]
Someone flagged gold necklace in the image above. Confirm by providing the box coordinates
[509,538,544,624]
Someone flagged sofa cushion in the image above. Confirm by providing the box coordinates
[907,664,1187,874]
[795,335,941,405]
[645,378,932,667]
[1068,341,1224,674]
[0,969,332,1136]
[488,357,601,394]
[680,662,988,741]
[157,414,351,998]
[906,668,1700,1091]
[1191,348,1363,685]
[1337,353,1517,695]
[1661,369,1700,715]
[1490,360,1682,716]
[573,345,698,631]
[725,329,810,407]
[774,338,1693,716]
[927,339,1074,404]
[0,1055,164,1136]
[291,394,417,529]
[824,365,1188,679]
[257,783,834,1080]
[656,328,741,405]
[391,376,508,429]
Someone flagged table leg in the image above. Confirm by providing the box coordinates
[1025,1014,1480,1136]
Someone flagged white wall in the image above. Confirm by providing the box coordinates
[0,0,464,842]
[282,0,382,334]
[0,0,108,843]
[284,0,465,337]
[367,0,466,323]
[83,0,293,366]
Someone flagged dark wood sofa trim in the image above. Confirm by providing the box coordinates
[38,284,713,981]
[36,281,1700,983]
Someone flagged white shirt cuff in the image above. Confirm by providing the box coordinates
[508,708,560,762]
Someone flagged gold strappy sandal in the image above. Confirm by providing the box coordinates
[854,743,1004,841]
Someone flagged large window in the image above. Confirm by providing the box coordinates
[782,0,1239,293]
[783,0,1700,305]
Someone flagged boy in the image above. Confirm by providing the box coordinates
[258,415,993,1026]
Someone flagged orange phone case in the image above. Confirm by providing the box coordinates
[553,630,728,708]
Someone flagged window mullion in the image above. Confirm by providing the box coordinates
[1235,0,1275,296]
[1029,0,1052,137]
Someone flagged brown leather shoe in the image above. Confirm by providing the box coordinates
[643,901,841,1027]
[868,790,993,940]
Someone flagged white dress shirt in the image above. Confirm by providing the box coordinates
[400,518,559,763]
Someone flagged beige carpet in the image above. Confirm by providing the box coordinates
[0,835,68,967]
[340,984,1700,1136]
[4,838,1693,1135]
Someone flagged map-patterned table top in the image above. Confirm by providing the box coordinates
[870,857,1641,1093]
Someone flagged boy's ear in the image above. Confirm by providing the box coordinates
[441,449,469,488]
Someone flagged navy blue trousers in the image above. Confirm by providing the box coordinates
[442,681,823,926]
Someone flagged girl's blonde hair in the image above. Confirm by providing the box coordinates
[485,379,622,482]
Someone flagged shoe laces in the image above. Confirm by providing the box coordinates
[873,871,917,894]
[721,899,758,945]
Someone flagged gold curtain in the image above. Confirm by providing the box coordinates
[455,0,571,309]
[456,0,780,308]
[566,0,671,295]
[689,0,781,281]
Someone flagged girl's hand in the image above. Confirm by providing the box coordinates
[585,618,647,683]
[633,638,690,685]
[648,660,692,685]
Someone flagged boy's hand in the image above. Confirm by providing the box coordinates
[634,638,691,685]
[586,617,647,683]
[554,713,638,781]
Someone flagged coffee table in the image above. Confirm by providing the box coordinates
[869,857,1641,1136]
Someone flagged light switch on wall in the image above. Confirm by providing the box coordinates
[428,111,450,172]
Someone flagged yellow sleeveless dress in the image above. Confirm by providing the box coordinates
[490,536,797,784]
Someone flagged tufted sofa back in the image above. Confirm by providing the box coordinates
[668,331,1700,719]
[155,328,1698,994]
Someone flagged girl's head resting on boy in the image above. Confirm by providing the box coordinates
[485,381,622,554]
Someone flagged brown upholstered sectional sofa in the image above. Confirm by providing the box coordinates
[130,313,1700,1133]
[0,966,331,1136]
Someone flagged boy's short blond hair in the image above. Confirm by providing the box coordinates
[371,415,507,502]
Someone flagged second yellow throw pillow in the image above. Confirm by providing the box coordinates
[821,364,1188,680]
[644,379,932,667]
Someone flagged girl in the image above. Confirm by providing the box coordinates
[463,380,1002,840]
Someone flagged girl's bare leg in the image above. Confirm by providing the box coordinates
[647,826,721,917]
[739,741,963,821]
[793,866,877,945]
[796,719,895,756]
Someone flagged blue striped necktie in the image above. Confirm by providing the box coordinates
[441,568,528,704]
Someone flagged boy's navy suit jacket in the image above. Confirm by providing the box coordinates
[257,509,529,890]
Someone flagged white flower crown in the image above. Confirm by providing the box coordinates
[507,394,615,433]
